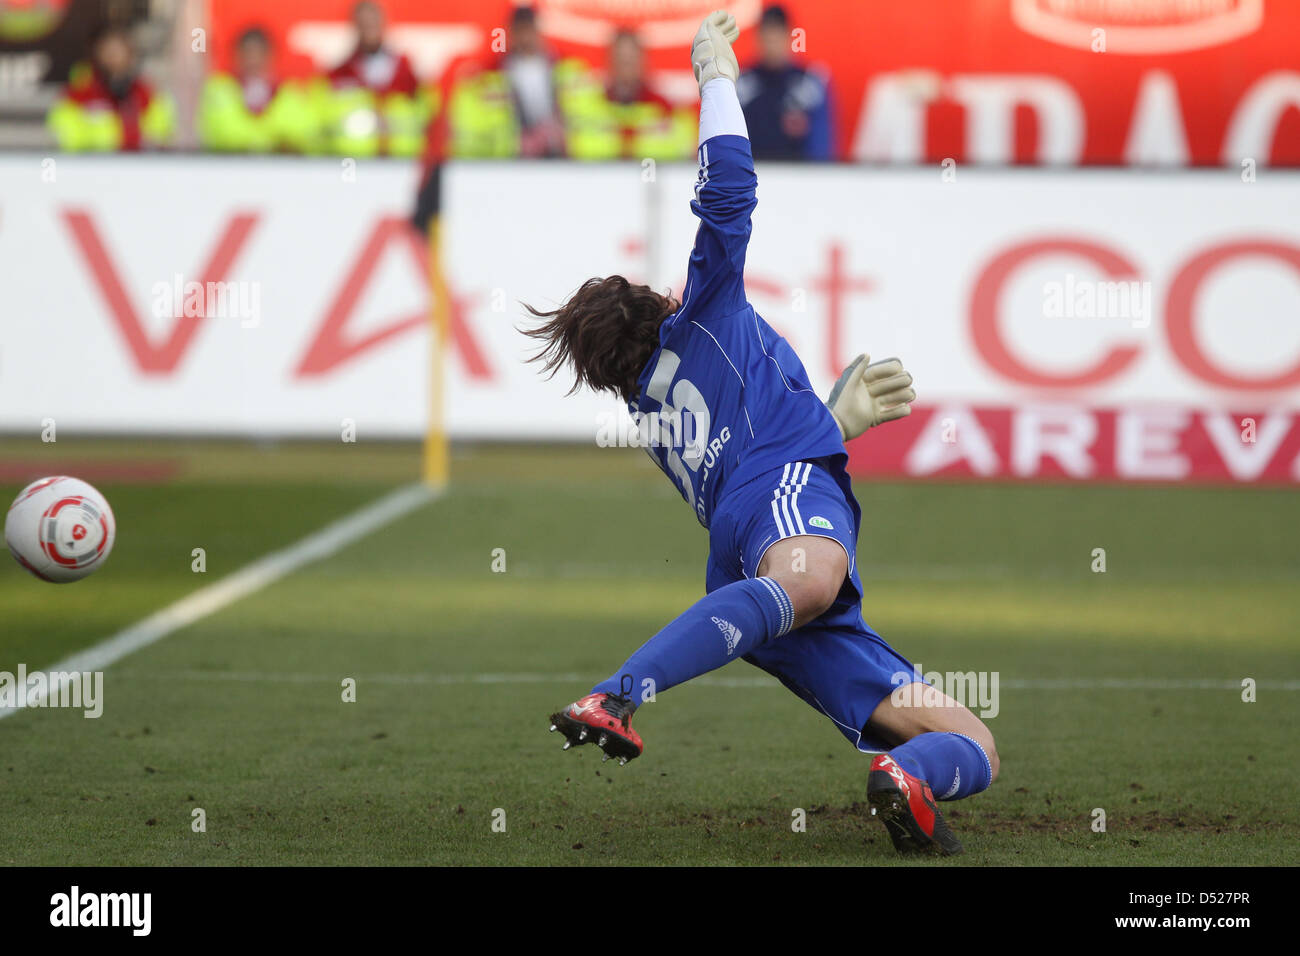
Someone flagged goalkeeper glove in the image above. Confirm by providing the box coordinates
[691,10,740,92]
[826,354,917,442]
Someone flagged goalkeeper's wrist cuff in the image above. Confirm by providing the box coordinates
[699,77,748,142]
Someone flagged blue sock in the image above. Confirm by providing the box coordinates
[592,577,794,705]
[889,732,993,801]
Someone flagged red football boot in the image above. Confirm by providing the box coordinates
[867,753,963,856]
[548,691,643,765]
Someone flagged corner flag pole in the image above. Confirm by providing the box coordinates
[423,214,450,490]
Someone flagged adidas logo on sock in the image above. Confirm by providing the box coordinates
[711,616,742,655]
[942,767,961,800]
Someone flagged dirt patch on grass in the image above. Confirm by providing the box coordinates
[761,803,1271,837]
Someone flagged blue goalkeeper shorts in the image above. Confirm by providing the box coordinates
[706,457,920,753]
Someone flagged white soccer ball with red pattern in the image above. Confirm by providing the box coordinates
[4,476,116,583]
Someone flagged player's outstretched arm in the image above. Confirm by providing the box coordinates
[826,353,917,442]
[685,11,754,317]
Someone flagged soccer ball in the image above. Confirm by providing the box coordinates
[4,476,116,583]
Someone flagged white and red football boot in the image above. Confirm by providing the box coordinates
[867,753,963,855]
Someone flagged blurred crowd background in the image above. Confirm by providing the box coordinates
[2,0,833,162]
[6,0,1297,174]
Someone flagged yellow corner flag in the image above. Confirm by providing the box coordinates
[423,216,450,490]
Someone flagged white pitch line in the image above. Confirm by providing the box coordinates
[107,671,1300,691]
[0,482,439,720]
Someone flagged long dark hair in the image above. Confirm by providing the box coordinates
[523,276,678,403]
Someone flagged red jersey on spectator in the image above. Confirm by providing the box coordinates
[328,46,418,96]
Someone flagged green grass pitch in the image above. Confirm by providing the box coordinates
[0,438,1296,866]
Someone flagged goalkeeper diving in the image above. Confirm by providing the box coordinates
[525,11,997,856]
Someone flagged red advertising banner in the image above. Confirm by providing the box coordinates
[844,405,1300,484]
[207,0,1300,165]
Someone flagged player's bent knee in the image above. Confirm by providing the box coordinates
[872,686,1000,783]
[962,723,999,784]
[763,556,845,627]
[758,535,848,628]
[784,569,840,623]
[983,734,1000,783]
[947,713,998,783]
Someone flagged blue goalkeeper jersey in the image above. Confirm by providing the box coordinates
[632,132,847,528]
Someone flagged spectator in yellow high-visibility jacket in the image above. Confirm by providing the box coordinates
[563,29,695,161]
[447,4,576,159]
[199,27,320,154]
[48,25,175,152]
[313,0,433,157]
